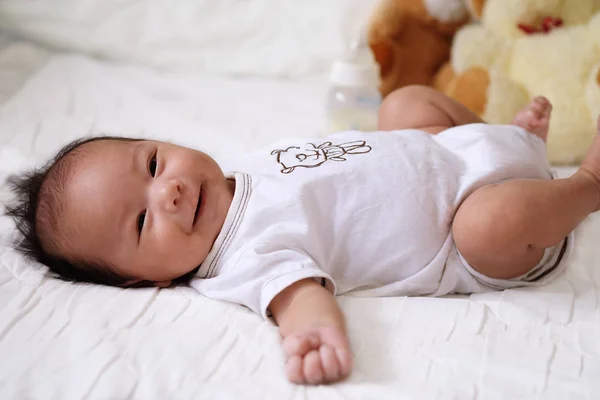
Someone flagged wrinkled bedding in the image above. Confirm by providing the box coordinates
[1,46,599,400]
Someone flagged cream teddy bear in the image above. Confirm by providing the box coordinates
[435,0,600,164]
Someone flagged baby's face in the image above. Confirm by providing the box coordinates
[62,139,234,286]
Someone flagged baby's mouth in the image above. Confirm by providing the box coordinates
[193,186,203,226]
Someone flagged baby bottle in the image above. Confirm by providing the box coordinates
[326,34,382,133]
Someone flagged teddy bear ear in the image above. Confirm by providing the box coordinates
[367,0,404,39]
[466,0,486,20]
[367,0,403,78]
[369,41,394,77]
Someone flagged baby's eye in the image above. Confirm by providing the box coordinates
[148,152,157,177]
[137,211,147,235]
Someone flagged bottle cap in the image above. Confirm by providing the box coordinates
[330,34,380,87]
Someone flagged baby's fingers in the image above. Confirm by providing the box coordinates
[319,344,341,382]
[336,347,353,377]
[282,333,319,357]
[303,350,325,385]
[285,355,304,384]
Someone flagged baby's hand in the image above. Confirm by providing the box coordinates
[282,326,352,385]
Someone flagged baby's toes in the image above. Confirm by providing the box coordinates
[531,96,551,117]
[533,96,549,105]
[540,101,552,119]
[512,96,552,141]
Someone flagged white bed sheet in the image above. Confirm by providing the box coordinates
[1,53,599,400]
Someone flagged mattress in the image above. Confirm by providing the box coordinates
[1,52,599,400]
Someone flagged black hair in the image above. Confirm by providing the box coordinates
[5,136,175,287]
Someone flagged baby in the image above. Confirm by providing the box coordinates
[7,86,600,385]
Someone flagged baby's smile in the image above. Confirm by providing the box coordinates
[192,187,203,226]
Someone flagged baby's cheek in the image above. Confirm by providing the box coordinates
[147,230,181,261]
[151,220,212,270]
[164,233,208,269]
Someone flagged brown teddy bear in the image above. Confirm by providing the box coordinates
[367,0,478,97]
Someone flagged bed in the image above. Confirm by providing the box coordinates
[0,2,599,399]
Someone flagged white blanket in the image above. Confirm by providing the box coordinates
[1,49,599,400]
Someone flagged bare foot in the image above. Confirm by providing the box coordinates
[512,96,552,142]
[579,115,600,211]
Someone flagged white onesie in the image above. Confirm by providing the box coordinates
[190,124,572,320]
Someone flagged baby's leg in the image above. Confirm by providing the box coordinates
[378,85,484,134]
[453,114,600,280]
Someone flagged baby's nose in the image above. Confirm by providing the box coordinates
[154,179,182,212]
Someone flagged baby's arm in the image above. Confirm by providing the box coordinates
[378,85,484,134]
[269,279,352,385]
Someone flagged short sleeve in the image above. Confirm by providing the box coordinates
[190,243,336,321]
